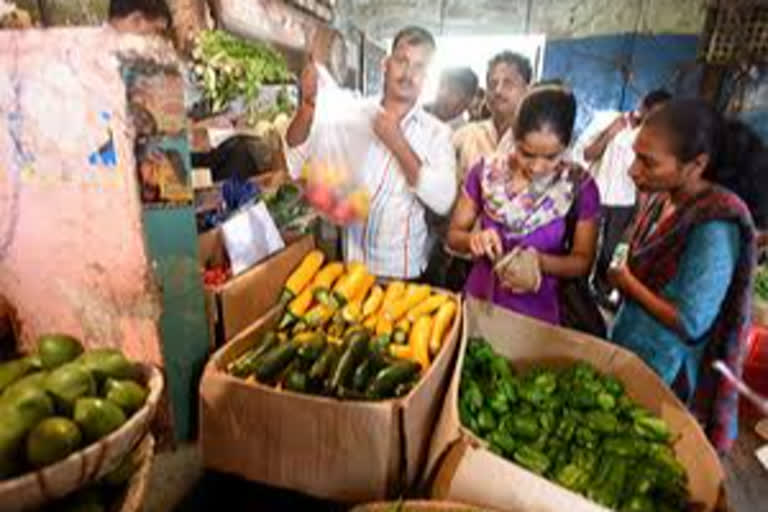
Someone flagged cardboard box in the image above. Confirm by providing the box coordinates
[427,297,725,512]
[199,272,462,501]
[200,235,315,345]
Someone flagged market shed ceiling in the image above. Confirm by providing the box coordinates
[336,0,708,41]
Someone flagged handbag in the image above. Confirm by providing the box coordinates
[558,177,607,338]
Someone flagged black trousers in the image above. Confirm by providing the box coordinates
[423,244,472,292]
[593,205,636,296]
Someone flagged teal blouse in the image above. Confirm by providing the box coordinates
[611,220,740,402]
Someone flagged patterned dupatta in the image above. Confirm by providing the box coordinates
[479,153,584,238]
[626,186,757,453]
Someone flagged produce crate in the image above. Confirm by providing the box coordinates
[0,365,163,512]
[199,235,315,346]
[426,297,725,512]
[199,249,462,501]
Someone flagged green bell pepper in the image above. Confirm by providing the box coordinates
[513,445,551,475]
[585,410,619,434]
[633,416,671,442]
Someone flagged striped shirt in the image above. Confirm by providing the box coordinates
[285,99,457,278]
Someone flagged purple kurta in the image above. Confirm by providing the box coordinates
[463,162,601,325]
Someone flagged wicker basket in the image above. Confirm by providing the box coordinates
[0,364,163,512]
[113,434,155,512]
[351,501,501,512]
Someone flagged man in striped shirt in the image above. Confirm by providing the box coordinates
[285,26,457,279]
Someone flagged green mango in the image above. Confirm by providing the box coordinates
[1,385,54,429]
[0,409,27,478]
[46,363,97,411]
[0,357,37,393]
[103,379,147,415]
[37,334,84,370]
[26,417,82,469]
[1,371,48,402]
[73,398,126,442]
[78,349,137,382]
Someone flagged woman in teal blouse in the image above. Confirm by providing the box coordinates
[609,99,768,453]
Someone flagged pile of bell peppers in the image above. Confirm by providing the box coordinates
[459,337,689,512]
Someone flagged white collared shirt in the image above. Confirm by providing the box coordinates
[284,99,457,278]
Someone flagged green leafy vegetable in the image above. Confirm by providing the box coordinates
[192,30,293,118]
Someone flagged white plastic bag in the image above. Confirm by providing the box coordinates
[303,64,372,225]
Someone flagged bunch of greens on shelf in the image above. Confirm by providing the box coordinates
[756,265,768,302]
[192,30,293,117]
[265,183,314,234]
[459,337,689,512]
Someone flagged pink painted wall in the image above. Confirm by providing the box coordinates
[0,28,179,365]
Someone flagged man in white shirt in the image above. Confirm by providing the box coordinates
[285,26,456,279]
[583,89,671,305]
[425,67,479,132]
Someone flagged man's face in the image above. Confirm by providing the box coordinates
[435,79,472,121]
[486,62,527,120]
[384,40,433,104]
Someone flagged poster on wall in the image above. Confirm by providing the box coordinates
[122,59,194,205]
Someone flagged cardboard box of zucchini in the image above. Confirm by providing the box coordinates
[0,335,162,512]
[200,248,462,502]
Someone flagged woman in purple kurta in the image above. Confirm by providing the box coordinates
[447,85,601,325]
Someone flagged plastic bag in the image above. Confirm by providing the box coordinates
[304,64,373,225]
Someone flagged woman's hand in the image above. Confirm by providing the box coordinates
[469,229,503,261]
[608,263,633,291]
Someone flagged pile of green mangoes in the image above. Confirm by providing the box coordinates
[460,338,689,512]
[0,334,148,479]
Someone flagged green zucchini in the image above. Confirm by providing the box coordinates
[330,331,370,392]
[296,333,326,363]
[254,342,298,383]
[351,358,375,392]
[227,331,278,377]
[308,345,340,383]
[367,360,421,398]
[284,369,308,393]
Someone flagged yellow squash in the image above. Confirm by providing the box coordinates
[310,262,346,304]
[280,250,325,304]
[382,284,430,322]
[429,301,457,357]
[406,294,449,323]
[351,274,376,308]
[362,285,384,317]
[375,316,393,337]
[362,314,378,330]
[389,344,413,360]
[279,287,314,329]
[409,315,434,372]
[304,303,335,328]
[332,265,369,308]
[381,281,406,307]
